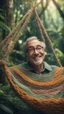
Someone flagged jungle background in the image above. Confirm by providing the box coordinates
[0,0,64,114]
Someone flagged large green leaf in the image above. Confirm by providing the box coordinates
[0,21,11,32]
[0,104,14,114]
[0,15,4,20]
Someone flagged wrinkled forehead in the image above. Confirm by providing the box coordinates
[26,39,41,47]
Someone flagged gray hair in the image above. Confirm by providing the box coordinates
[24,36,46,52]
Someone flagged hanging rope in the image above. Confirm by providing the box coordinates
[3,7,34,61]
[34,9,45,41]
[0,7,34,61]
[33,8,62,67]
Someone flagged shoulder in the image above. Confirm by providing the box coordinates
[21,62,30,70]
[21,62,28,67]
[44,61,58,71]
[50,65,58,70]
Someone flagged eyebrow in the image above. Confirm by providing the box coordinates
[28,45,43,48]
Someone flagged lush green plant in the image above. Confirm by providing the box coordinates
[0,9,11,41]
[0,84,14,114]
[0,84,30,114]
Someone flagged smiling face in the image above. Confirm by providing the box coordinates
[26,39,45,66]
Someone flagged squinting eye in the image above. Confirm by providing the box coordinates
[37,47,42,50]
[28,48,34,52]
[37,46,43,50]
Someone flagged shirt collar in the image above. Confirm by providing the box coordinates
[43,61,52,71]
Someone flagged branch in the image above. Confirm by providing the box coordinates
[39,0,49,16]
[52,0,64,19]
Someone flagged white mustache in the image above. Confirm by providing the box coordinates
[33,53,45,59]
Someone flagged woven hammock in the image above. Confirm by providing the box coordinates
[0,62,64,114]
[0,5,64,114]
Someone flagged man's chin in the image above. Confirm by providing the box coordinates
[32,60,43,65]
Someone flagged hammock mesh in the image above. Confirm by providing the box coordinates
[1,63,64,114]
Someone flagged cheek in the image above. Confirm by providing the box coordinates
[28,53,32,57]
[40,50,45,55]
[28,51,34,57]
[27,53,33,60]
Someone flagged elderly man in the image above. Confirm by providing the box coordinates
[0,36,58,114]
[22,36,57,74]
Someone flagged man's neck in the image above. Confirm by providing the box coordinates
[31,63,44,73]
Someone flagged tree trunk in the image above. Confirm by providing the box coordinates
[0,0,14,30]
[0,0,14,84]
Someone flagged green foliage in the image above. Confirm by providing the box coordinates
[0,9,11,41]
[0,84,31,114]
[0,104,13,114]
[0,84,14,114]
[0,21,11,32]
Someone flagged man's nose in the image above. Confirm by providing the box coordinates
[34,49,39,54]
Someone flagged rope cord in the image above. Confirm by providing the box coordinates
[34,9,45,41]
[34,8,62,67]
[11,67,64,87]
[0,7,34,61]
